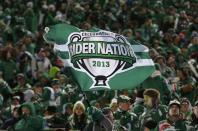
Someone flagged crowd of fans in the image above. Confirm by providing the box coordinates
[0,0,198,130]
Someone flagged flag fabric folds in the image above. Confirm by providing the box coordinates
[43,23,155,91]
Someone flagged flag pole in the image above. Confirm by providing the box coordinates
[78,84,91,107]
[65,0,72,20]
[67,67,91,107]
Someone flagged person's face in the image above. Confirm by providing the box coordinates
[174,36,181,44]
[126,31,132,38]
[24,37,32,44]
[75,106,84,116]
[39,51,46,57]
[119,102,130,111]
[169,105,180,117]
[52,84,60,93]
[167,56,175,64]
[180,12,186,18]
[22,107,30,116]
[193,105,198,118]
[59,76,67,84]
[12,99,20,105]
[95,102,101,109]
[144,95,153,108]
[145,19,152,26]
[135,31,141,38]
[34,87,43,94]
[17,77,25,85]
[156,58,164,65]
[144,127,150,131]
[111,103,118,112]
[192,37,198,44]
[181,102,189,113]
[66,107,73,115]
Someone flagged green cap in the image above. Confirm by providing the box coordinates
[118,95,131,103]
[51,79,60,86]
[154,55,166,63]
[194,100,198,106]
[169,99,180,108]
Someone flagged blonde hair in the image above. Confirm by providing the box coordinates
[73,101,86,113]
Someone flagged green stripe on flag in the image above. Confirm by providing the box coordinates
[71,54,136,64]
[56,51,69,59]
[109,66,155,90]
[43,23,80,44]
[56,49,150,60]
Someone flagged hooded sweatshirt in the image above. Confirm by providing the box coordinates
[12,102,43,131]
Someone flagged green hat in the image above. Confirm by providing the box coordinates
[154,55,166,63]
[33,82,43,88]
[17,73,25,79]
[12,96,20,100]
[194,100,198,106]
[90,100,97,106]
[122,29,132,36]
[144,117,157,129]
[169,99,180,108]
[118,95,131,103]
[51,79,60,86]
[102,107,112,115]
[181,97,190,104]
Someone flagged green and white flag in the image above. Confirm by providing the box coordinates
[44,23,155,91]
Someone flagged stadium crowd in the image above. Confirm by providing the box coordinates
[0,0,198,130]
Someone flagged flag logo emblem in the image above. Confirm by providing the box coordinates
[68,31,136,89]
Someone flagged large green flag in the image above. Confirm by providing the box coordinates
[44,23,155,91]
